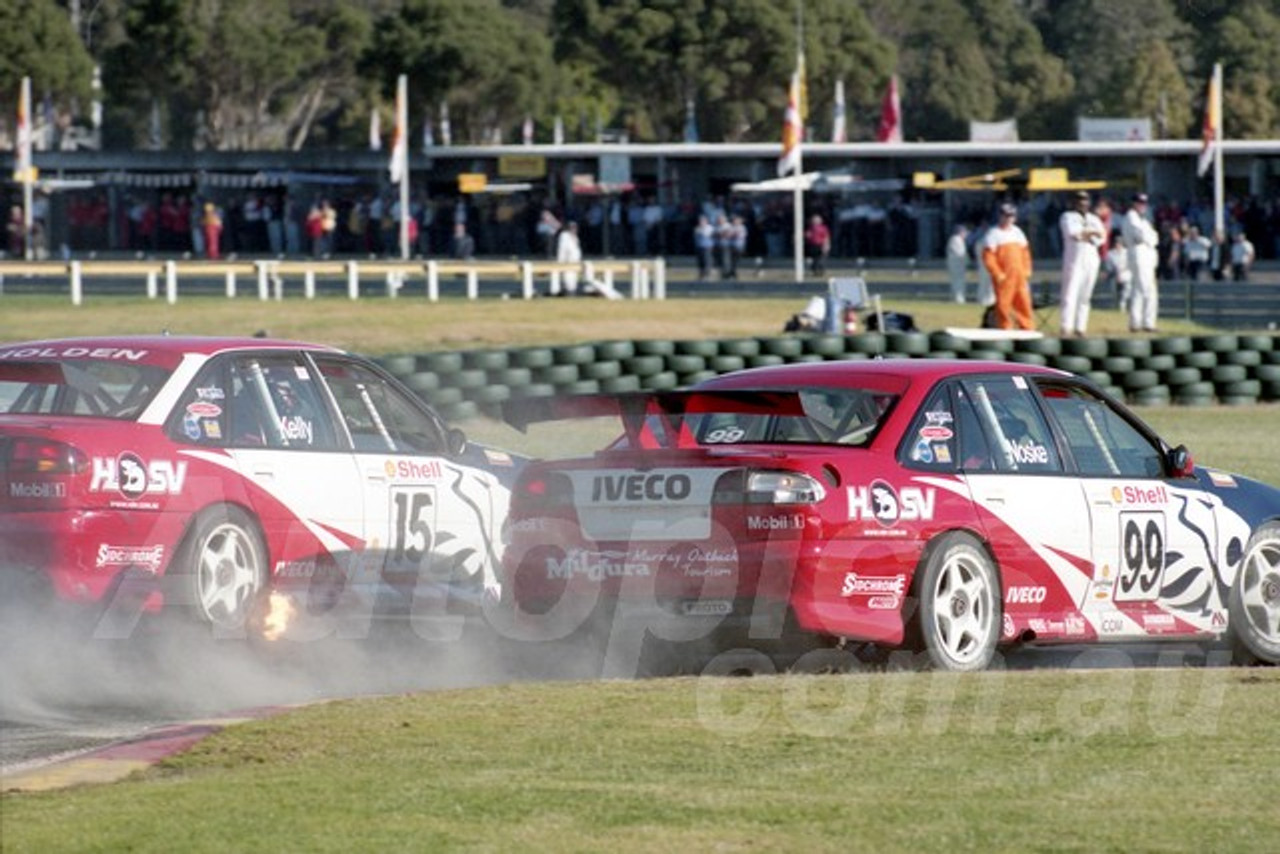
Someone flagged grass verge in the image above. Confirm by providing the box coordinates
[0,294,1218,356]
[3,670,1279,852]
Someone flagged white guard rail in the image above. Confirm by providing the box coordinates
[0,257,666,305]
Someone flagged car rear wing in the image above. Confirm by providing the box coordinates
[502,390,805,449]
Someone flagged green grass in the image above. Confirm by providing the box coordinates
[0,293,1219,356]
[4,671,1279,852]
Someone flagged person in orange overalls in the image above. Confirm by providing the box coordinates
[981,202,1034,330]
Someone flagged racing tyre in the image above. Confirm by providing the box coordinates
[915,533,1001,672]
[464,350,509,371]
[1228,522,1280,665]
[930,332,973,354]
[594,340,635,361]
[1107,338,1151,358]
[674,340,719,357]
[761,337,804,357]
[1012,337,1057,357]
[180,506,266,632]
[1152,336,1193,356]
[718,338,762,357]
[552,344,597,365]
[1238,334,1274,352]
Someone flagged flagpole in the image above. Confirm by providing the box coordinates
[396,74,410,260]
[793,118,804,284]
[792,2,805,284]
[1211,62,1224,238]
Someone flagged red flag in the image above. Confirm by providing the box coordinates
[1197,64,1220,178]
[876,75,902,143]
[389,75,408,183]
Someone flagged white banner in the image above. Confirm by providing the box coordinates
[1077,117,1152,142]
[969,119,1018,143]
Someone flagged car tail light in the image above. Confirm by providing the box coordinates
[6,438,89,476]
[517,472,573,506]
[744,470,825,505]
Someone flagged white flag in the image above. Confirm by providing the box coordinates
[832,80,847,143]
[369,107,382,151]
[15,76,32,181]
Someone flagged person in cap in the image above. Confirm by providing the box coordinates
[981,202,1034,330]
[1058,190,1107,337]
[1120,192,1160,332]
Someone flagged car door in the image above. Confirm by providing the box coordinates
[313,356,504,622]
[178,352,365,577]
[952,375,1094,635]
[1033,380,1219,639]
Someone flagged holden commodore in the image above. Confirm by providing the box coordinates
[500,360,1280,673]
[0,336,520,640]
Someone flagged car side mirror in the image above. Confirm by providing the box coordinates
[446,427,468,457]
[1168,444,1195,478]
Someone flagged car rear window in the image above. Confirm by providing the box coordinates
[0,360,171,419]
[690,388,897,447]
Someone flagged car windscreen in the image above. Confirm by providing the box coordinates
[689,387,897,447]
[0,360,172,419]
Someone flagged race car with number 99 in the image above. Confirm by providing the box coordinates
[501,360,1280,673]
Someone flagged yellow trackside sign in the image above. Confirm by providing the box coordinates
[458,173,488,193]
[498,155,546,179]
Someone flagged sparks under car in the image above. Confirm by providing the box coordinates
[0,336,520,638]
[501,360,1280,672]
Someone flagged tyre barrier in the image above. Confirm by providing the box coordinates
[376,332,1280,419]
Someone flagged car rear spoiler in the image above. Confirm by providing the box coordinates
[502,389,805,446]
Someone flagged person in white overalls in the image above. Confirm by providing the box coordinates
[1121,193,1160,333]
[1058,190,1106,337]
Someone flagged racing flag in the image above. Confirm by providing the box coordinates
[877,75,902,143]
[369,106,382,151]
[14,76,32,183]
[1197,63,1221,178]
[778,68,802,177]
[832,80,847,143]
[389,75,408,183]
[439,101,451,146]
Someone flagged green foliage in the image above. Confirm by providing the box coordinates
[1210,0,1280,139]
[0,0,94,105]
[4,0,1275,148]
[366,0,556,145]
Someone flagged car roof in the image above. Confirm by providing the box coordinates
[696,358,1067,390]
[0,335,346,363]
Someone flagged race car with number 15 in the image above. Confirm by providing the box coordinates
[0,336,521,640]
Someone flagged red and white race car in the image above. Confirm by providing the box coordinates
[501,360,1280,672]
[0,336,520,639]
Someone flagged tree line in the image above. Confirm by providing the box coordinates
[2,0,1277,152]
